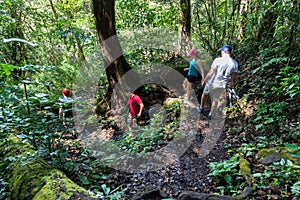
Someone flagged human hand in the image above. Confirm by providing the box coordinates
[227,84,233,89]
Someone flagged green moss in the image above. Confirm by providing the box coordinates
[164,98,182,107]
[256,146,299,164]
[9,159,53,199]
[239,157,252,186]
[33,170,89,200]
[239,157,251,176]
[1,136,94,200]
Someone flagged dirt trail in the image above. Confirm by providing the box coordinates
[110,118,229,199]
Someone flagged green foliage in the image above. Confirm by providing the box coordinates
[115,0,177,29]
[291,181,300,196]
[0,64,121,199]
[95,184,127,200]
[253,158,300,197]
[1,0,299,199]
[0,63,18,77]
[116,100,181,153]
[273,65,300,99]
[251,101,286,133]
[210,143,300,197]
[208,154,243,196]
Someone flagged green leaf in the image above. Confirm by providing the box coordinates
[255,124,263,130]
[0,63,18,76]
[101,184,110,195]
[225,174,232,184]
[17,134,27,139]
[216,0,227,13]
[35,93,49,98]
[264,118,274,124]
[291,181,300,195]
[92,174,108,180]
[284,143,299,151]
[78,175,90,185]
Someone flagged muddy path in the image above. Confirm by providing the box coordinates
[106,117,230,199]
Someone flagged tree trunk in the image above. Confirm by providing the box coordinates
[255,0,278,49]
[0,136,94,200]
[92,0,142,116]
[287,0,299,58]
[92,0,134,96]
[236,0,247,41]
[8,1,27,79]
[178,0,192,55]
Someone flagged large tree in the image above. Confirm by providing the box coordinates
[178,0,192,55]
[92,0,134,96]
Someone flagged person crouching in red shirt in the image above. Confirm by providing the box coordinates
[124,87,144,129]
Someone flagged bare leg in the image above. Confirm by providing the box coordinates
[183,79,188,98]
[210,89,226,117]
[187,82,193,99]
[209,98,217,116]
[200,93,208,108]
[183,79,193,100]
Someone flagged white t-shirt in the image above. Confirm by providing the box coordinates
[208,56,238,88]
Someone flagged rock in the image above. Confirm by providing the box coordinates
[132,188,167,200]
[257,190,267,196]
[256,146,299,164]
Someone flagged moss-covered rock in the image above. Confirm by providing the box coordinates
[0,136,94,200]
[256,146,299,164]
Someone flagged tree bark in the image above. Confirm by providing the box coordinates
[236,0,247,41]
[178,0,192,55]
[92,0,134,97]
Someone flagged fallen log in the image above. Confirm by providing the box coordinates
[178,191,235,200]
[0,136,95,200]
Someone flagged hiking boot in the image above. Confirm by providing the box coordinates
[197,106,204,114]
[207,114,212,120]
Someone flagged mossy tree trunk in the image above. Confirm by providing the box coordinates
[0,136,94,200]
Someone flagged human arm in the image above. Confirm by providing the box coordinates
[137,102,144,118]
[59,107,63,119]
[202,67,216,87]
[196,60,205,81]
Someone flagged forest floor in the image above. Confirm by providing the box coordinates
[103,111,233,199]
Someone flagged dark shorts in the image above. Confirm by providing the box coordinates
[187,75,201,84]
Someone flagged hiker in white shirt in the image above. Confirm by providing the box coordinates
[198,45,238,120]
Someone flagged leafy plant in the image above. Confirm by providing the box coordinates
[95,184,127,200]
[115,102,181,154]
[253,158,300,197]
[251,101,286,134]
[291,181,300,196]
[208,154,242,196]
[273,65,300,99]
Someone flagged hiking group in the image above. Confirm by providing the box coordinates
[60,45,238,132]
[124,44,238,129]
[184,44,238,120]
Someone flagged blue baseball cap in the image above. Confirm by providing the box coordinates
[220,44,232,52]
